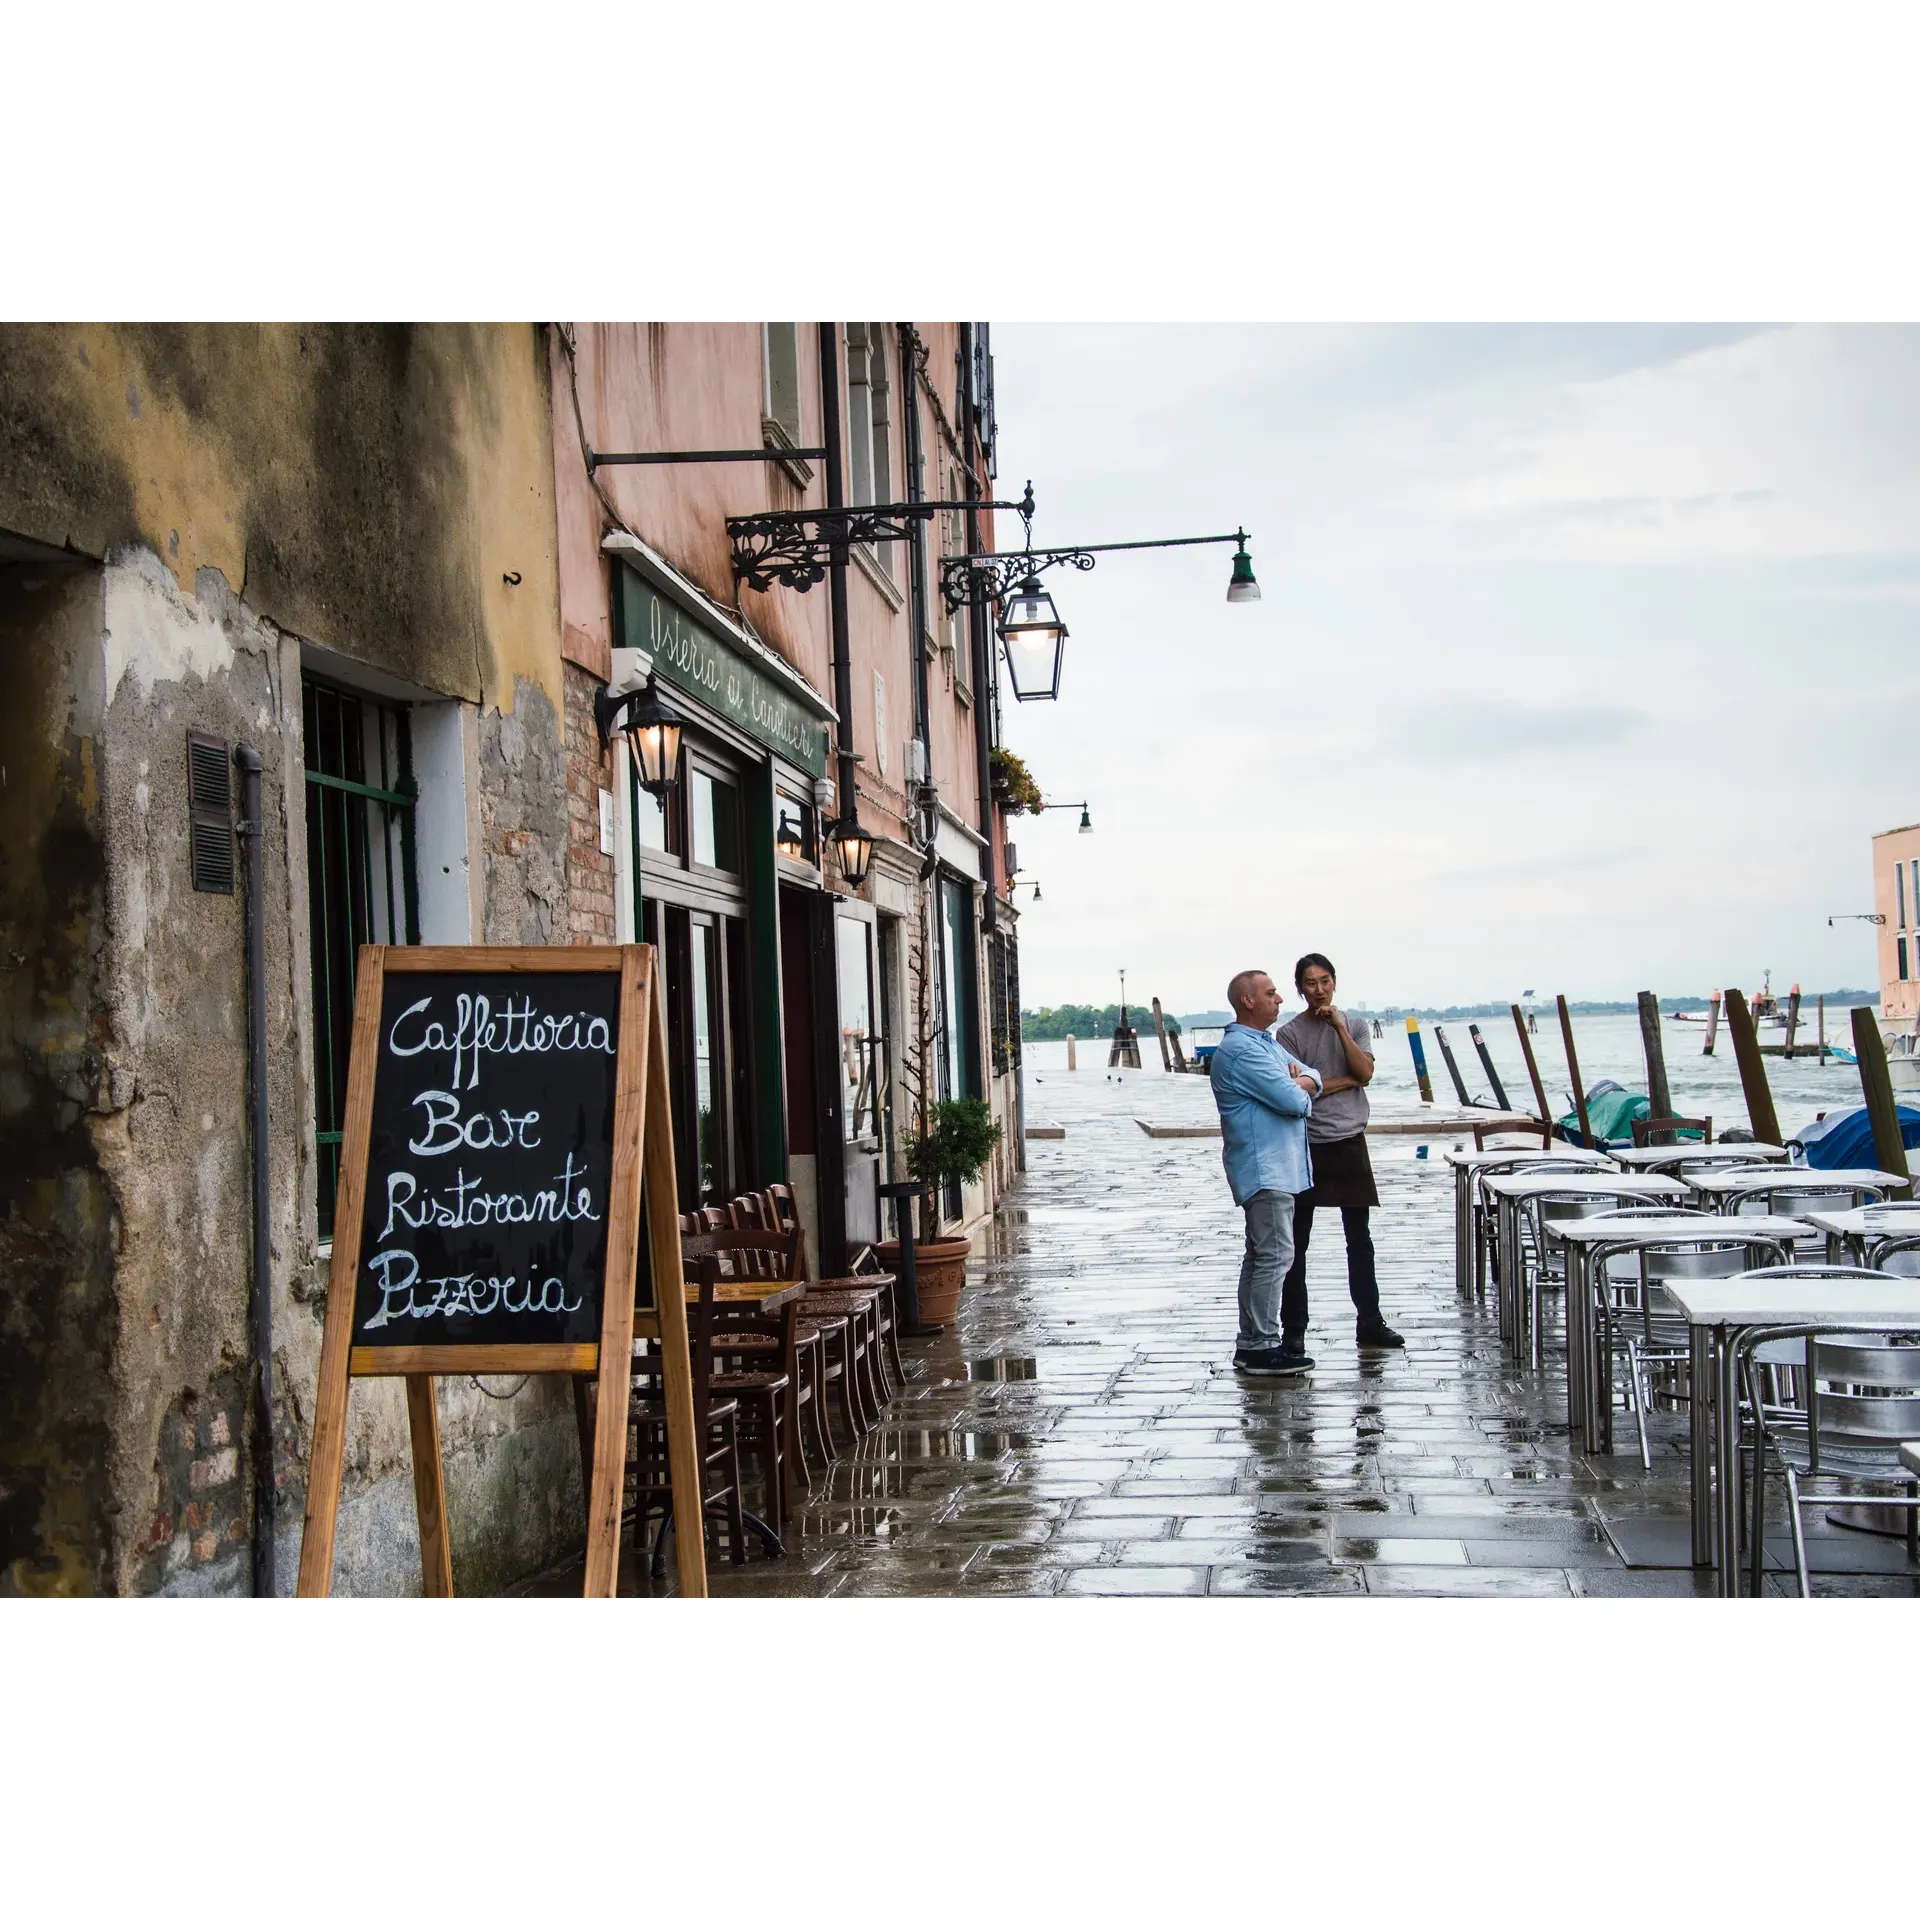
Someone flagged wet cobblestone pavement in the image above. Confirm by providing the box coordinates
[534,1063,1920,1598]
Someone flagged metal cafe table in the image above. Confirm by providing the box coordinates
[1478,1171,1687,1357]
[1444,1145,1611,1301]
[1804,1203,1920,1267]
[1543,1215,1804,1453]
[1661,1268,1920,1595]
[1606,1141,1790,1174]
[1679,1166,1911,1215]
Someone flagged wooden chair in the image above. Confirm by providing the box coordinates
[753,1187,903,1401]
[1472,1118,1554,1149]
[625,1253,749,1573]
[1630,1115,1714,1147]
[678,1227,801,1532]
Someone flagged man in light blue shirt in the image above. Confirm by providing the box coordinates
[1210,968,1322,1374]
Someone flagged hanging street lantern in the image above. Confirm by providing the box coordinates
[831,819,875,888]
[1226,530,1261,604]
[998,576,1068,702]
[594,671,683,798]
[1077,804,1092,833]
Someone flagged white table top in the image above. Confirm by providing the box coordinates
[1444,1146,1611,1170]
[1680,1167,1910,1196]
[1546,1216,1807,1247]
[1481,1171,1686,1199]
[1607,1143,1791,1170]
[1804,1205,1920,1238]
[1662,1271,1920,1327]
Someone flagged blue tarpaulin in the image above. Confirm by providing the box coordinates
[1793,1104,1920,1170]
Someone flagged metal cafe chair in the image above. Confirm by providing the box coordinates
[1868,1233,1920,1278]
[1474,1156,1615,1317]
[1629,1114,1714,1148]
[1737,1319,1920,1596]
[1521,1187,1667,1370]
[1585,1211,1789,1470]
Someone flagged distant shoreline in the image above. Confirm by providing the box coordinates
[1021,990,1881,1040]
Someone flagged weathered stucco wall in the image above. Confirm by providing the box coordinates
[0,325,589,1594]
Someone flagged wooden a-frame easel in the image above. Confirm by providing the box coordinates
[294,944,707,1597]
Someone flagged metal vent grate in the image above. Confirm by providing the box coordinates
[188,732,234,894]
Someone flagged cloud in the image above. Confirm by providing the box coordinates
[1391,698,1650,763]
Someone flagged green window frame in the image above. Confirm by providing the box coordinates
[302,678,418,1238]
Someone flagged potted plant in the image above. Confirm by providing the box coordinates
[875,1097,1004,1329]
[988,747,1043,816]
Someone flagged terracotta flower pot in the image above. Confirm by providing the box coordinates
[874,1235,971,1330]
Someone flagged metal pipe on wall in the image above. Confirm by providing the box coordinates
[958,323,998,933]
[233,743,274,1597]
[816,322,857,830]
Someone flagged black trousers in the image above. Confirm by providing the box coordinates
[1280,1203,1382,1340]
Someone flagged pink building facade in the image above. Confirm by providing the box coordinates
[1872,822,1920,1024]
[547,323,1024,1277]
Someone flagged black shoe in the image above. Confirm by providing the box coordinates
[1235,1346,1315,1375]
[1357,1322,1405,1350]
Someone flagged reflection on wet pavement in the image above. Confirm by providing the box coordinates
[522,1063,1920,1599]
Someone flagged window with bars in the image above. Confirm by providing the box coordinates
[303,679,418,1238]
[988,934,1022,1080]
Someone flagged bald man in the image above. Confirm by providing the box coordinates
[1209,968,1321,1374]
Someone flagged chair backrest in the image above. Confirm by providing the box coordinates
[1764,1188,1858,1218]
[679,1225,804,1287]
[1868,1234,1920,1278]
[1631,1115,1714,1147]
[764,1183,801,1233]
[1810,1332,1920,1457]
[1474,1120,1552,1149]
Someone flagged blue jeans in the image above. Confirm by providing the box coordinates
[1237,1190,1297,1352]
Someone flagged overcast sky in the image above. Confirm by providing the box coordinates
[992,324,1920,1017]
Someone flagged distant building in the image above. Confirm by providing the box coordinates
[1873,822,1920,1023]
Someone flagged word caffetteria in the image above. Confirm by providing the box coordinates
[387,992,615,1093]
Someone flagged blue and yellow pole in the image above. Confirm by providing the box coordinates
[1405,1017,1434,1104]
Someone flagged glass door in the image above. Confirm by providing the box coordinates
[837,913,881,1248]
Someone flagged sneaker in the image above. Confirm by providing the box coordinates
[1356,1322,1405,1350]
[1235,1346,1315,1375]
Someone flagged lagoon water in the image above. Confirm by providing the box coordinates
[1023,1006,1889,1143]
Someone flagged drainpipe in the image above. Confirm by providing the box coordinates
[817,322,857,833]
[959,324,998,935]
[233,744,274,1597]
[897,323,933,785]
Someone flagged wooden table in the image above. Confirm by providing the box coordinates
[1803,1204,1920,1267]
[1479,1171,1686,1359]
[1661,1270,1920,1593]
[1680,1167,1911,1215]
[1606,1142,1790,1173]
[1443,1145,1611,1299]
[1545,1216,1803,1453]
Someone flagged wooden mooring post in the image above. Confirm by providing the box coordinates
[1782,983,1802,1060]
[1852,1004,1911,1178]
[1150,997,1176,1074]
[1638,990,1673,1117]
[1468,1021,1511,1111]
[1432,1025,1475,1106]
[1066,1034,1077,1070]
[1723,988,1783,1146]
[1702,989,1721,1056]
[1817,996,1825,1066]
[1557,994,1594,1148]
[1405,1017,1434,1103]
[1511,1003,1553,1129]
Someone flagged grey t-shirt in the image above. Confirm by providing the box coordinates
[1274,1006,1372,1143]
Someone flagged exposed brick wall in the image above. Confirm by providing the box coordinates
[563,659,616,946]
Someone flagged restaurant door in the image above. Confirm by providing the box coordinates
[779,883,846,1275]
[835,908,884,1255]
[632,735,756,1213]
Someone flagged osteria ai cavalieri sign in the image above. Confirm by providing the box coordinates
[617,569,829,777]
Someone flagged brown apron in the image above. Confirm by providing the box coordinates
[1300,1132,1379,1210]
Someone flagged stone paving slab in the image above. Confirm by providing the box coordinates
[518,1063,1920,1599]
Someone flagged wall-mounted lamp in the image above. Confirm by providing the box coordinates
[1040,801,1092,833]
[596,673,683,798]
[831,819,875,888]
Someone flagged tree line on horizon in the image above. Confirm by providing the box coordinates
[1021,988,1880,1039]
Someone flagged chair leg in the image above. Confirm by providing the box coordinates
[1626,1340,1652,1472]
[1782,1464,1810,1598]
[1748,1423,1769,1598]
[722,1423,747,1567]
[807,1343,833,1467]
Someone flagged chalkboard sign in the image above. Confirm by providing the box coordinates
[295,945,707,1599]
[353,967,627,1348]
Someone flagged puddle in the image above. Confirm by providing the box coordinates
[968,1355,1040,1381]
